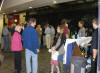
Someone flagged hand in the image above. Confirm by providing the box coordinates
[37,49,40,53]
[51,46,55,51]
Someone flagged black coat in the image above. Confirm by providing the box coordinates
[91,28,98,49]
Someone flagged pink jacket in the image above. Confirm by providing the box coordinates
[12,32,23,51]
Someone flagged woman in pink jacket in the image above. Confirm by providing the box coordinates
[12,25,23,73]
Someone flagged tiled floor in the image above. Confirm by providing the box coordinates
[0,48,52,73]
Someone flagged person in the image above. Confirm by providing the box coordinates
[50,25,55,48]
[91,18,98,73]
[36,24,42,46]
[78,20,86,37]
[42,25,46,47]
[61,19,70,39]
[49,48,60,73]
[22,18,40,73]
[11,25,23,73]
[51,25,66,73]
[45,24,51,49]
[2,24,9,51]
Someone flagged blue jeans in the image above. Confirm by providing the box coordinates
[3,35,9,51]
[25,49,38,73]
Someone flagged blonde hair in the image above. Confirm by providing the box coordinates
[15,25,22,32]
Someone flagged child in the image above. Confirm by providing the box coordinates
[11,25,23,73]
[49,48,60,73]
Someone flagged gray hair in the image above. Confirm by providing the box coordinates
[15,25,22,31]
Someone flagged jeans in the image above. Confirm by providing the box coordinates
[25,49,38,73]
[39,37,41,46]
[3,35,8,51]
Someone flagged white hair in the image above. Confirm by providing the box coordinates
[15,25,22,32]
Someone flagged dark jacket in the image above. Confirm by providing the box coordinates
[53,34,66,51]
[91,28,98,49]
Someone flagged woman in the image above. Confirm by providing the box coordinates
[51,25,66,73]
[11,25,23,73]
[36,24,42,46]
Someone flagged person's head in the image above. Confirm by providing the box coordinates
[78,20,84,28]
[56,25,64,38]
[57,25,64,34]
[4,23,7,27]
[38,25,41,28]
[61,19,68,25]
[15,25,22,33]
[92,18,98,29]
[29,18,36,27]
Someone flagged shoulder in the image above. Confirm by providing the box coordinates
[82,27,85,30]
[13,32,20,36]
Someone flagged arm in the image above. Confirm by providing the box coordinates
[92,30,98,61]
[56,35,66,51]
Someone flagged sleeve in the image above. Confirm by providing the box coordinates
[52,37,57,46]
[92,30,98,49]
[56,35,66,51]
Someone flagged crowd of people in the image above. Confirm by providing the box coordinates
[0,17,98,73]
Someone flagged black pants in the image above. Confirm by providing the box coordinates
[14,51,22,72]
[91,57,97,73]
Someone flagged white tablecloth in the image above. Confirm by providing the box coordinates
[63,37,92,64]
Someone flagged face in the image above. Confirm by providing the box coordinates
[57,27,61,33]
[18,28,22,33]
[78,22,83,28]
[32,21,36,27]
[93,23,98,29]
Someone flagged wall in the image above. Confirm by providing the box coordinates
[8,14,19,26]
[0,14,3,43]
[19,13,26,24]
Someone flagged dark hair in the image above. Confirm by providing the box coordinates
[79,20,84,25]
[92,18,98,25]
[4,23,7,26]
[61,19,68,25]
[29,18,36,25]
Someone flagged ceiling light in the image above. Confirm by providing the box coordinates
[29,6,32,9]
[3,13,6,14]
[53,0,57,4]
[13,10,17,12]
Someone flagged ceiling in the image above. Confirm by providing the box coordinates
[0,0,75,14]
[28,0,97,15]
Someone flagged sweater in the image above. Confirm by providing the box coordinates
[12,32,23,51]
[22,26,40,54]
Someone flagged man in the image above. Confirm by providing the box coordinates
[2,24,9,51]
[50,25,55,47]
[78,20,86,37]
[91,18,98,73]
[22,18,40,73]
[45,24,51,49]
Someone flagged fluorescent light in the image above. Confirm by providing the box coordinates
[3,13,6,14]
[13,10,17,12]
[53,0,57,4]
[29,6,32,9]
